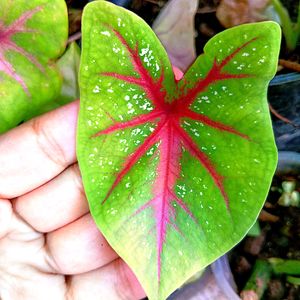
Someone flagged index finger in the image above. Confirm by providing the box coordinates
[0,101,79,199]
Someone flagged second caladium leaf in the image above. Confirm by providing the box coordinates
[0,0,68,133]
[77,2,281,299]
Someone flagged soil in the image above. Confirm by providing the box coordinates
[231,175,300,299]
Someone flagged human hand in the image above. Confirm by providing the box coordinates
[0,101,145,300]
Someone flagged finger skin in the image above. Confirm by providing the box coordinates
[172,66,184,80]
[0,199,12,239]
[68,258,145,300]
[0,101,79,199]
[14,164,89,233]
[46,214,118,275]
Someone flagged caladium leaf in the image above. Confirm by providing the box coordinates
[0,0,68,133]
[77,2,280,299]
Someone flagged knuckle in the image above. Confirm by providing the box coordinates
[114,259,138,300]
[31,117,68,168]
[70,164,84,196]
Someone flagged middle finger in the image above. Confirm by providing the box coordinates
[14,164,89,233]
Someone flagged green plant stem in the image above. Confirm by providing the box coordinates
[271,0,298,51]
[240,260,272,300]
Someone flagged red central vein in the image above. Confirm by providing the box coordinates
[156,122,174,280]
[130,120,196,281]
[93,27,257,281]
[154,122,182,280]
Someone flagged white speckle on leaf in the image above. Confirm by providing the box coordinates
[131,128,142,136]
[93,85,100,93]
[100,31,111,37]
[113,47,121,53]
[237,64,245,70]
[117,18,122,27]
[128,108,135,114]
[140,45,150,56]
[155,63,160,72]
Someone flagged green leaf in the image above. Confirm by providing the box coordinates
[77,2,281,299]
[287,276,300,285]
[0,0,68,133]
[247,220,261,237]
[269,258,300,275]
[56,42,81,105]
